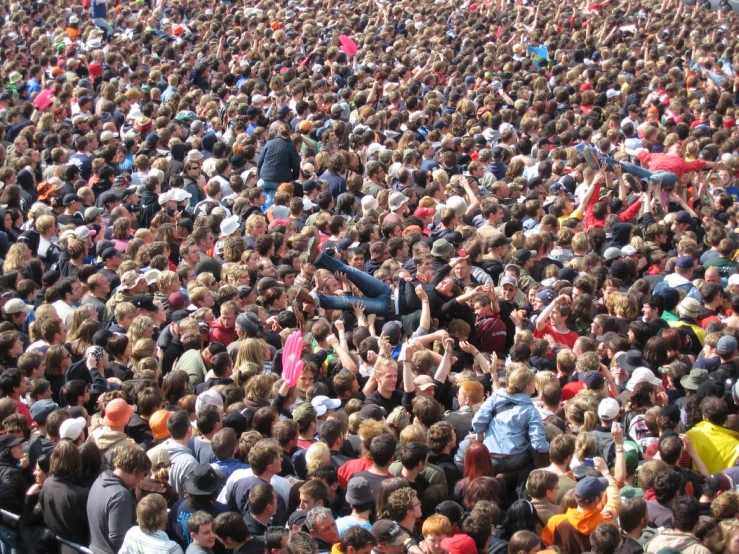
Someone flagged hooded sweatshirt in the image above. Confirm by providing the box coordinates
[645,529,712,554]
[157,440,199,497]
[209,318,238,346]
[87,470,137,554]
[542,508,616,554]
[90,426,134,456]
[542,481,621,554]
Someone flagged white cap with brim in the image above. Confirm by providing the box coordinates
[59,417,86,441]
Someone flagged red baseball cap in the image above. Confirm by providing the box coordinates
[414,207,435,219]
[440,535,477,554]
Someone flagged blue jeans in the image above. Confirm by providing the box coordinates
[314,253,392,316]
[258,179,280,210]
[0,526,18,554]
[93,18,114,39]
[602,157,678,187]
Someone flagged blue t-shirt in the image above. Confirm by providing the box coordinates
[336,516,373,537]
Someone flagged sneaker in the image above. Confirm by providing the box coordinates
[583,147,600,171]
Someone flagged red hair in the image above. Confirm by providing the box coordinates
[463,442,494,481]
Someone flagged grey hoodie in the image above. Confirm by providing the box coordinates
[87,470,136,554]
[156,439,199,496]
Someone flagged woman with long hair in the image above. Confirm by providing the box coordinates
[134,447,178,508]
[3,243,30,273]
[127,315,155,346]
[234,337,266,375]
[39,441,91,552]
[462,476,504,511]
[68,318,100,359]
[453,442,494,504]
[623,381,660,443]
[44,345,72,404]
[131,338,157,375]
[162,370,190,406]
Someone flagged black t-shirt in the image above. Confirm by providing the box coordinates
[364,390,403,414]
[349,471,389,499]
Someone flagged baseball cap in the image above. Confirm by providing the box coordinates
[310,395,341,417]
[626,367,663,391]
[149,410,172,441]
[171,310,190,324]
[440,535,477,554]
[63,193,82,206]
[359,404,386,422]
[101,247,124,261]
[501,275,518,288]
[85,206,104,221]
[574,476,609,501]
[131,294,158,312]
[3,298,32,315]
[598,398,620,421]
[582,370,605,391]
[414,375,436,391]
[513,249,535,264]
[120,270,145,290]
[372,520,408,546]
[196,389,224,416]
[59,417,87,441]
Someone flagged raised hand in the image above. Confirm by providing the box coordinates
[353,301,366,318]
[415,284,428,301]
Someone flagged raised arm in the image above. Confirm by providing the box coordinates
[536,294,571,332]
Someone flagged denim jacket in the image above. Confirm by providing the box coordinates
[471,390,549,455]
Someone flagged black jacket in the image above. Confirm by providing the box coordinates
[139,190,161,229]
[0,454,28,516]
[256,136,300,183]
[39,475,90,554]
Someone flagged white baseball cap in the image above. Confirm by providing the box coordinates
[59,417,86,441]
[597,398,620,421]
[626,367,663,392]
[311,395,341,416]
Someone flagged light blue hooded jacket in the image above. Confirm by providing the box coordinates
[471,390,549,455]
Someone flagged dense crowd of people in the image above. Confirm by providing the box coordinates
[5,0,739,554]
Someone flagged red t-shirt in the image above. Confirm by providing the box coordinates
[534,321,579,349]
[338,457,373,489]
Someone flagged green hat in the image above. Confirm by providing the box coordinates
[620,485,645,500]
[624,440,639,474]
[378,149,393,164]
[56,43,66,54]
[8,72,22,85]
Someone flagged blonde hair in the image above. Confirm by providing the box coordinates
[128,315,154,345]
[373,358,398,379]
[613,292,639,319]
[566,398,597,432]
[234,338,266,372]
[305,442,330,474]
[3,243,29,272]
[574,431,597,463]
[535,371,557,395]
[506,368,535,395]
[157,270,179,294]
[386,406,410,436]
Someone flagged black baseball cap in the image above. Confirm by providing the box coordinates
[131,294,158,312]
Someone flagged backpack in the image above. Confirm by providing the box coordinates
[628,414,650,443]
